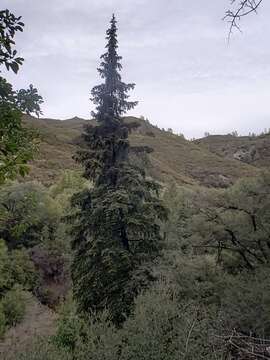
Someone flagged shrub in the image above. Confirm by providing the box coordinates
[219,266,270,338]
[53,300,86,352]
[0,302,6,338]
[0,240,37,296]
[2,338,72,360]
[165,254,224,306]
[30,246,70,307]
[0,239,12,294]
[119,282,221,360]
[1,287,26,326]
[52,282,225,360]
[0,182,61,249]
[9,249,38,290]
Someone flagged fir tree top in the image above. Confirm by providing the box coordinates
[91,14,138,123]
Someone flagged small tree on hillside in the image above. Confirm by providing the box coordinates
[16,84,44,117]
[70,15,167,323]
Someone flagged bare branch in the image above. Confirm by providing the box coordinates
[224,0,264,40]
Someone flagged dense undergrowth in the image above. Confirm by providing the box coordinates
[1,9,270,360]
[1,170,270,359]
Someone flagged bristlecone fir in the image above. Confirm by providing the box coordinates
[70,14,167,323]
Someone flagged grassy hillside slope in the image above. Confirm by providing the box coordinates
[194,133,270,169]
[23,115,259,187]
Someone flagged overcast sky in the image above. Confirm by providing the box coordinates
[2,0,270,138]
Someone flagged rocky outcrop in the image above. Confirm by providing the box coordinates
[233,145,259,163]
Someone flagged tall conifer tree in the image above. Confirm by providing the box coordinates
[71,15,167,323]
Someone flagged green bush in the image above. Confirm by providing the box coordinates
[0,239,13,294]
[219,266,270,338]
[0,239,37,296]
[119,282,222,360]
[2,338,72,360]
[9,249,38,290]
[53,300,87,352]
[0,182,61,250]
[165,254,225,306]
[0,302,6,338]
[1,287,26,326]
[52,282,225,360]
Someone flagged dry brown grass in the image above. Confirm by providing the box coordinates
[195,133,270,169]
[22,115,260,187]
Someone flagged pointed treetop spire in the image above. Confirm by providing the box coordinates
[91,14,138,122]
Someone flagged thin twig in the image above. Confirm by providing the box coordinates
[224,0,264,41]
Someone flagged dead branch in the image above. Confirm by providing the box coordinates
[224,0,264,40]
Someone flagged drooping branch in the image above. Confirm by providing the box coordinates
[224,0,264,40]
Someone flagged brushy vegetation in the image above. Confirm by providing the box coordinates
[1,9,270,360]
[1,170,270,359]
[0,171,88,339]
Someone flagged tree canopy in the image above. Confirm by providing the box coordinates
[0,9,43,184]
[0,9,24,73]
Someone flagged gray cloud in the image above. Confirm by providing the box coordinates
[2,0,270,137]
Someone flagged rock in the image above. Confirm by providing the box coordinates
[233,146,259,163]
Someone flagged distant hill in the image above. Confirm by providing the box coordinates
[194,133,270,169]
[23,115,260,188]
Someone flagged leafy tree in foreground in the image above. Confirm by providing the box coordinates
[71,15,167,323]
[0,9,43,184]
[0,9,24,73]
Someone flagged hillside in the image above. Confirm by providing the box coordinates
[23,115,260,187]
[194,133,270,169]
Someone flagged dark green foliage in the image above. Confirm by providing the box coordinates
[191,172,270,271]
[0,302,5,338]
[3,172,270,358]
[220,266,270,338]
[0,180,73,307]
[0,77,43,117]
[47,283,224,360]
[0,239,34,336]
[1,286,26,326]
[0,76,14,100]
[0,182,60,249]
[0,77,43,183]
[3,339,72,360]
[71,15,167,323]
[16,84,44,117]
[53,300,88,353]
[0,286,26,338]
[0,239,37,296]
[0,9,43,184]
[0,102,38,183]
[0,9,24,73]
[91,14,137,122]
[164,173,270,272]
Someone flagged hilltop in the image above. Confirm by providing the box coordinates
[23,115,260,188]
